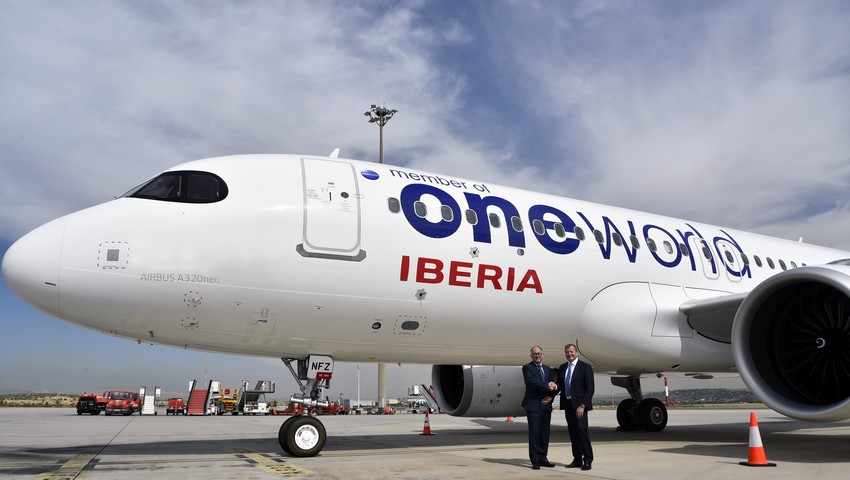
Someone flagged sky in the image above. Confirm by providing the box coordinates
[2,1,849,402]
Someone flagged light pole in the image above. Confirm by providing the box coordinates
[356,365,361,408]
[364,104,396,408]
[364,104,397,164]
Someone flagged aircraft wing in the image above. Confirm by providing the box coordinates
[679,292,748,343]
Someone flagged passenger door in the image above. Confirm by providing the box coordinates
[297,157,366,261]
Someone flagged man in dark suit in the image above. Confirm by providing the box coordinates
[557,343,595,470]
[522,346,557,470]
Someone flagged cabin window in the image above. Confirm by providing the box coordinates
[593,229,604,244]
[779,259,787,270]
[702,246,712,259]
[612,232,623,246]
[754,255,763,267]
[646,238,657,251]
[511,216,524,232]
[554,223,566,238]
[741,254,750,265]
[414,201,427,218]
[532,219,545,235]
[630,235,641,250]
[574,227,586,241]
[465,209,478,225]
[767,257,775,269]
[790,261,798,268]
[441,205,454,222]
[388,198,401,213]
[725,251,735,264]
[679,243,689,256]
[663,241,674,254]
[488,213,501,228]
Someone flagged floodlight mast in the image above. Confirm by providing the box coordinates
[363,104,397,164]
[364,104,397,407]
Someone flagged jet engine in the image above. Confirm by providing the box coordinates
[732,264,850,422]
[431,365,530,417]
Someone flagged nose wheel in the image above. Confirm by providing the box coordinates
[279,415,327,457]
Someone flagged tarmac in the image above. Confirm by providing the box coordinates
[0,407,848,479]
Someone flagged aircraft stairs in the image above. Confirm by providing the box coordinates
[186,379,211,415]
[418,384,442,413]
[140,385,160,415]
[238,380,275,414]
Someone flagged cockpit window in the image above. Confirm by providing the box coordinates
[124,171,228,203]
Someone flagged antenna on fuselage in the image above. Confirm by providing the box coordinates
[328,148,340,158]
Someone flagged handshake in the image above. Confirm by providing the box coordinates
[547,381,557,391]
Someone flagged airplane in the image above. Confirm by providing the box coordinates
[3,151,850,457]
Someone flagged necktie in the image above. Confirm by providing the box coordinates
[565,362,573,393]
[538,364,545,380]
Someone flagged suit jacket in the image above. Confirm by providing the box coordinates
[557,359,594,411]
[522,361,554,412]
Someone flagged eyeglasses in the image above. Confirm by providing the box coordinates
[531,352,543,356]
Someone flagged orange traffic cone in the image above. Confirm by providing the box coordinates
[739,412,776,467]
[420,411,434,435]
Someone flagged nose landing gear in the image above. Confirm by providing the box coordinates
[278,355,334,457]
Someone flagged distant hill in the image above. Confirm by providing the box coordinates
[595,388,759,406]
[0,393,77,408]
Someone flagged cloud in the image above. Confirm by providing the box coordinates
[0,2,487,240]
[468,2,850,245]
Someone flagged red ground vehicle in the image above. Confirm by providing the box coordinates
[76,392,107,415]
[104,390,141,416]
[166,397,185,415]
[271,401,350,416]
[314,400,350,415]
[269,403,303,415]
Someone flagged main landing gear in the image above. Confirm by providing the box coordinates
[612,376,668,432]
[278,356,334,457]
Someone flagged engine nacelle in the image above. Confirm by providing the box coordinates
[732,265,850,422]
[431,365,529,417]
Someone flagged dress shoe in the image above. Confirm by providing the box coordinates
[540,461,555,468]
[565,462,582,468]
[581,464,592,471]
[531,464,540,470]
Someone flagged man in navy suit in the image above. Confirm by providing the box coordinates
[522,346,557,469]
[557,343,595,470]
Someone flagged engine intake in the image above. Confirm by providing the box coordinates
[431,365,528,417]
[732,265,850,422]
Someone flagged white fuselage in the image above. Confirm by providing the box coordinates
[4,154,848,376]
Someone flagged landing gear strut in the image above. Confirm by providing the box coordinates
[612,376,668,432]
[278,356,333,457]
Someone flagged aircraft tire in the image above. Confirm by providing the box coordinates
[278,416,300,455]
[616,399,640,430]
[638,398,668,432]
[281,416,326,457]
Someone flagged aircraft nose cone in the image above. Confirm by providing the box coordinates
[2,220,64,318]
